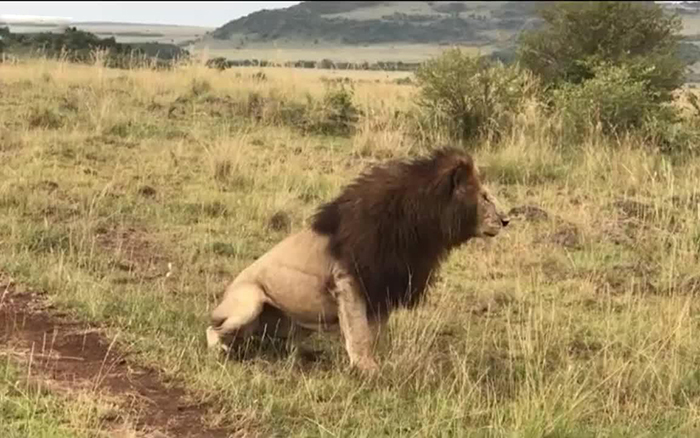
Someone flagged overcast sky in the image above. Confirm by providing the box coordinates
[1,2,301,28]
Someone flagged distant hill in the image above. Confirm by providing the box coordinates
[205,1,700,51]
[209,1,549,46]
[195,1,700,69]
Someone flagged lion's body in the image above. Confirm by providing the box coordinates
[211,229,339,335]
[206,148,510,372]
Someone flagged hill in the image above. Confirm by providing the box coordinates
[191,1,700,70]
[196,1,700,64]
[209,1,548,47]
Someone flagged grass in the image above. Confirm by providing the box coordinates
[1,56,700,437]
[190,41,494,64]
[0,359,120,438]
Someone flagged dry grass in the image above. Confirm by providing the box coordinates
[190,41,493,64]
[1,57,700,437]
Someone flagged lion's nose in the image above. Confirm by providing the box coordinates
[501,217,510,227]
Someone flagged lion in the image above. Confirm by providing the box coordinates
[205,147,510,372]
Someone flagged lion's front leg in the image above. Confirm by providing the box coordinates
[332,266,380,373]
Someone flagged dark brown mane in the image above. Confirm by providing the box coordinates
[311,147,483,318]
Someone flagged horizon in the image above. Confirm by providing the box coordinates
[0,2,301,28]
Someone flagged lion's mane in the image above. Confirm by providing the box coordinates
[311,147,483,318]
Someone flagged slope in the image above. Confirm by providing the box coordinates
[209,1,546,47]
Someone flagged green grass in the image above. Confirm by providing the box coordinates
[1,58,700,436]
[0,360,118,438]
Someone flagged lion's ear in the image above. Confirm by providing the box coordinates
[451,162,473,192]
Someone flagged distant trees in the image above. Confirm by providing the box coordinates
[0,26,188,66]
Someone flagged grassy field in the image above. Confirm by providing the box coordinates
[1,57,700,437]
[189,41,494,64]
[0,359,121,438]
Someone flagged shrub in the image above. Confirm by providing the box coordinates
[413,48,540,142]
[640,113,700,155]
[222,85,360,137]
[206,57,230,71]
[518,1,686,103]
[28,105,65,129]
[549,62,700,154]
[190,78,212,97]
[551,63,677,136]
[305,84,361,136]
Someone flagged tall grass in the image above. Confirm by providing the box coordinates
[0,57,699,436]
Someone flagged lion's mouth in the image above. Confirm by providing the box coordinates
[482,231,498,237]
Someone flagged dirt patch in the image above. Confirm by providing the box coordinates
[596,265,658,295]
[606,198,683,235]
[508,205,549,222]
[468,290,516,317]
[267,211,292,233]
[546,224,582,249]
[507,204,583,249]
[95,225,173,281]
[0,274,238,438]
[598,219,635,246]
[609,199,657,221]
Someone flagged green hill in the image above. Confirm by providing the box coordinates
[209,1,548,46]
[195,1,700,69]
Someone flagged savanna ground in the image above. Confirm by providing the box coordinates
[191,40,493,64]
[1,56,700,438]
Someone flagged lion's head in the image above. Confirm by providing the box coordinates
[476,186,511,238]
[311,147,509,317]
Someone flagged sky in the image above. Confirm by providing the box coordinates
[1,2,301,28]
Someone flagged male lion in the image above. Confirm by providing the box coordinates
[206,147,510,372]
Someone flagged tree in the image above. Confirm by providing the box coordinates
[517,1,686,102]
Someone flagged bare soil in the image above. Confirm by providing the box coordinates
[0,274,237,438]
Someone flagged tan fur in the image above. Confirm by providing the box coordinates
[206,149,510,373]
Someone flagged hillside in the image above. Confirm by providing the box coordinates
[192,1,700,67]
[209,1,548,47]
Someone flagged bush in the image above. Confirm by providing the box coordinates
[190,78,212,97]
[640,113,700,155]
[413,48,540,141]
[214,85,360,137]
[28,105,65,130]
[518,1,686,103]
[551,62,678,137]
[206,57,230,71]
[548,62,700,154]
[305,84,361,136]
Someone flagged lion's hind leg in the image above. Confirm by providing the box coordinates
[206,282,267,354]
